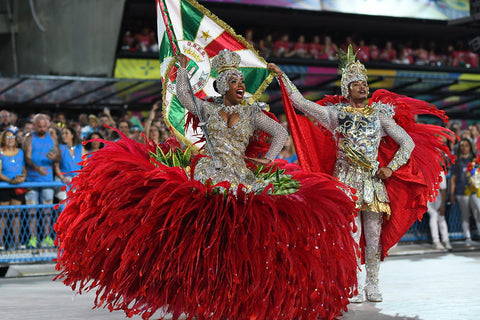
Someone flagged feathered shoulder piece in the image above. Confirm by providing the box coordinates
[316,94,349,106]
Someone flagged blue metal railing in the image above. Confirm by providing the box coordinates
[0,204,61,263]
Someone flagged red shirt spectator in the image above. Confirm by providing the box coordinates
[122,31,136,51]
[317,35,337,60]
[453,50,467,67]
[309,35,323,59]
[291,35,309,58]
[136,27,153,52]
[370,44,380,61]
[357,40,370,62]
[273,34,292,58]
[467,51,478,68]
[379,41,396,62]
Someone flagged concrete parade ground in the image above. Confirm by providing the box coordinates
[0,241,479,320]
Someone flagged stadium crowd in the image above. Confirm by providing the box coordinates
[120,26,478,68]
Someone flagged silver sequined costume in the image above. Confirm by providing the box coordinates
[280,73,414,214]
[280,72,415,302]
[176,67,287,192]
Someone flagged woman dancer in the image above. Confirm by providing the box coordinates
[55,50,359,320]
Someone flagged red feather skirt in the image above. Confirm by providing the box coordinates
[54,137,358,320]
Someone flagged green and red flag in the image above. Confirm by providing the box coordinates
[156,0,272,148]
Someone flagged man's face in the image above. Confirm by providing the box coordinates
[0,111,10,124]
[99,116,109,125]
[118,122,130,135]
[35,119,49,136]
[348,80,369,101]
[24,123,34,133]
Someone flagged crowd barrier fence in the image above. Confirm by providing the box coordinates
[0,182,477,264]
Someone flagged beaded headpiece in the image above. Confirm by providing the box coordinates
[212,49,243,95]
[338,45,368,98]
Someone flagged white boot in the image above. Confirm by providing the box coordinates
[349,287,365,303]
[365,283,383,302]
[443,240,452,250]
[433,241,446,250]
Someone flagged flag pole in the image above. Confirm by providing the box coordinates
[158,0,219,167]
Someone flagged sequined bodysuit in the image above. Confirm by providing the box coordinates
[176,67,287,192]
[281,74,415,214]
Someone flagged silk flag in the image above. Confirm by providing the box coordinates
[156,0,273,148]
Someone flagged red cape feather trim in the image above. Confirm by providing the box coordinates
[54,136,358,320]
[282,85,455,260]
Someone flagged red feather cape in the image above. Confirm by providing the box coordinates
[54,135,359,320]
[282,85,454,260]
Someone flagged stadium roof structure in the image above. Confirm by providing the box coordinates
[0,74,162,113]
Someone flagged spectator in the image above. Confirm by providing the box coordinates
[369,41,381,62]
[54,126,83,201]
[445,45,456,66]
[81,114,101,140]
[427,42,439,66]
[427,170,451,250]
[84,132,105,156]
[466,49,478,68]
[290,35,310,59]
[24,113,60,249]
[9,111,18,128]
[450,138,477,246]
[152,117,172,141]
[318,35,338,60]
[357,39,370,62]
[54,113,68,128]
[130,126,143,143]
[148,125,163,145]
[0,128,27,250]
[414,41,429,65]
[309,35,323,60]
[379,41,397,63]
[136,27,154,52]
[144,101,161,144]
[273,33,293,58]
[277,129,297,164]
[98,107,116,140]
[257,33,274,59]
[23,121,34,135]
[123,112,144,132]
[0,110,12,132]
[393,45,413,65]
[78,113,88,128]
[121,30,137,51]
[117,120,132,139]
[244,28,256,47]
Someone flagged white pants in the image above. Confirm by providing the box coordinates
[456,195,480,239]
[351,210,383,290]
[467,195,480,237]
[427,193,449,243]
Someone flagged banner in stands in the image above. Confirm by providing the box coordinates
[202,0,469,20]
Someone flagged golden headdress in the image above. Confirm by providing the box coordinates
[338,45,368,98]
[212,49,241,73]
[211,49,243,95]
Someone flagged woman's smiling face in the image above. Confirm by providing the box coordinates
[224,74,245,106]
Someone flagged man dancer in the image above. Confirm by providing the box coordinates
[268,48,450,302]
